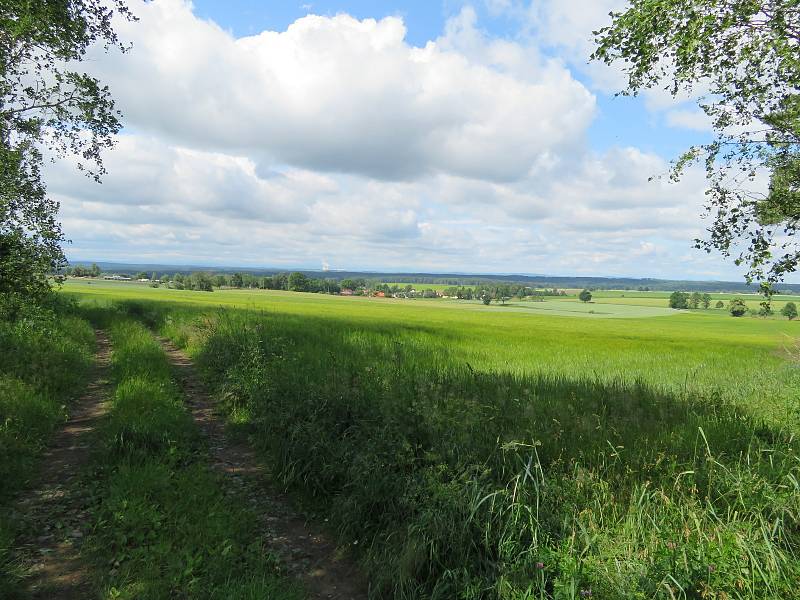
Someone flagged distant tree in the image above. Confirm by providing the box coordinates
[758,303,774,317]
[135,271,148,280]
[729,299,748,317]
[189,272,213,292]
[689,292,702,309]
[150,271,157,283]
[287,272,310,292]
[715,300,725,309]
[214,275,227,288]
[579,289,592,303]
[494,285,511,305]
[319,279,340,294]
[668,291,689,309]
[268,273,286,290]
[91,263,102,278]
[230,273,244,288]
[701,293,712,309]
[781,301,798,320]
[481,293,492,306]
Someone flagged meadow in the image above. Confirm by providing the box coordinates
[57,279,800,599]
[63,279,800,418]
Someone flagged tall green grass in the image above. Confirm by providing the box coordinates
[64,282,800,426]
[0,299,95,596]
[150,305,800,599]
[84,317,301,600]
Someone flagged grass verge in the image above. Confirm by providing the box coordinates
[83,316,301,600]
[0,298,95,596]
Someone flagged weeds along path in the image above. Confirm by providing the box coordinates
[13,330,111,599]
[159,337,369,600]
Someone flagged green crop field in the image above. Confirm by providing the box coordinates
[63,279,800,420]
[55,278,800,598]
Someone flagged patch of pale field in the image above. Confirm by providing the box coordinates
[471,299,678,318]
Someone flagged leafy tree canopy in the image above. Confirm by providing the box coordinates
[668,290,689,309]
[594,1,800,291]
[729,298,748,317]
[1,0,133,315]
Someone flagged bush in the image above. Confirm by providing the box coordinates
[729,299,748,317]
[781,301,798,320]
[668,291,689,309]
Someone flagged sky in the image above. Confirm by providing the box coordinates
[52,0,754,280]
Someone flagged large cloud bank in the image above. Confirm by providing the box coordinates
[52,0,727,278]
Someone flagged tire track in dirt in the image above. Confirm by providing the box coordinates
[12,330,112,599]
[159,337,370,600]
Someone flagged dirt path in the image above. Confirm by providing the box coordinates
[12,330,112,599]
[159,338,370,600]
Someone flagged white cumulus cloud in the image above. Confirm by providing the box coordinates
[86,0,595,182]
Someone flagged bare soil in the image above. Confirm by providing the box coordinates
[159,337,370,600]
[12,330,112,599]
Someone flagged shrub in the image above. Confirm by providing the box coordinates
[729,299,748,317]
[781,301,798,320]
[668,291,689,309]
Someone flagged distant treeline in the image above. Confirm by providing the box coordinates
[145,273,571,300]
[69,266,576,299]
[159,272,342,293]
[65,262,800,294]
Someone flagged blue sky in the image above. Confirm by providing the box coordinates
[52,0,754,281]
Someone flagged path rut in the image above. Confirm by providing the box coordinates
[159,338,370,600]
[12,330,112,599]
